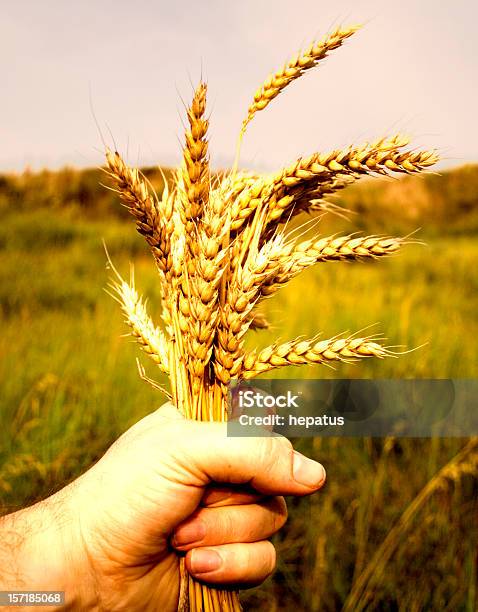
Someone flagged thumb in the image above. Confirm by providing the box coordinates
[172,421,326,496]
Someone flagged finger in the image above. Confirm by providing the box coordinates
[172,497,287,550]
[185,541,276,586]
[174,424,326,496]
[201,485,265,508]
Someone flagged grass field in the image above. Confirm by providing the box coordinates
[1,169,477,610]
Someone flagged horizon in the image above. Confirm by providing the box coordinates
[0,157,475,178]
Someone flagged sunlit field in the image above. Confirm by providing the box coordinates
[1,167,477,610]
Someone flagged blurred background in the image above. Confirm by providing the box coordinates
[1,1,477,610]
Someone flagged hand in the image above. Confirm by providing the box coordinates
[0,403,326,611]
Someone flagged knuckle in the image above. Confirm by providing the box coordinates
[277,434,293,451]
[262,436,291,470]
[256,438,278,474]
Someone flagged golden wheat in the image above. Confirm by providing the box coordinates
[105,150,176,326]
[105,23,438,612]
[181,83,209,219]
[110,277,169,373]
[260,234,405,296]
[229,136,438,231]
[105,150,167,268]
[241,335,392,378]
[241,25,360,134]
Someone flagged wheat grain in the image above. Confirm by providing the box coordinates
[249,311,270,330]
[179,226,228,392]
[214,213,280,384]
[264,140,438,224]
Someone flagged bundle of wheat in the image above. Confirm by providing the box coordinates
[105,24,437,612]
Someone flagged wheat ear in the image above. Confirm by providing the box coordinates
[214,212,277,384]
[260,235,404,297]
[180,82,210,224]
[104,149,176,329]
[241,25,360,134]
[230,137,438,231]
[111,279,170,373]
[105,150,168,265]
[264,139,438,224]
[241,335,392,378]
[179,225,229,393]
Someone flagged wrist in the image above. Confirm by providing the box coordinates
[1,487,98,610]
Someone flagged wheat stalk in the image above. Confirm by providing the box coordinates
[343,438,478,612]
[105,23,438,612]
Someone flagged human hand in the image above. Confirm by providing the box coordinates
[0,403,326,611]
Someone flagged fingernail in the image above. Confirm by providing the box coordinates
[292,452,326,488]
[173,521,206,546]
[190,549,222,574]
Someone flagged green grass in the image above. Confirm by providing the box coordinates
[1,203,477,610]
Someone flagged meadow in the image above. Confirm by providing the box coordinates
[0,165,477,610]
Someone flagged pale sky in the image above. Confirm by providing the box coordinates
[1,0,477,172]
